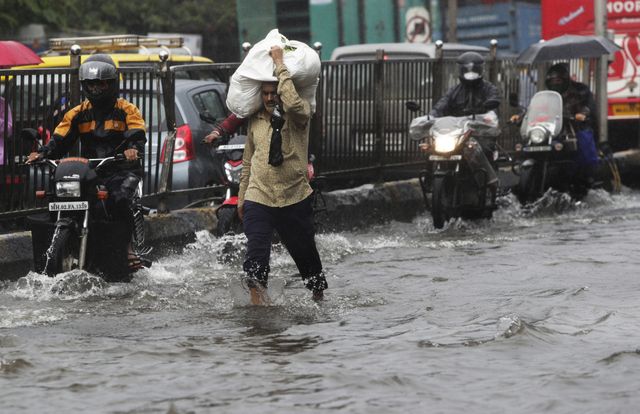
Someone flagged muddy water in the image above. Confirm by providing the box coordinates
[2,189,640,413]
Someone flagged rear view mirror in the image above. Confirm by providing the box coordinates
[405,101,421,112]
[20,128,39,143]
[199,111,217,124]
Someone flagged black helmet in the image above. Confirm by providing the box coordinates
[545,63,570,94]
[457,52,484,84]
[79,54,118,107]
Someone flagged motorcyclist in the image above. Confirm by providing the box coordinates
[26,54,149,271]
[512,63,599,192]
[429,51,501,196]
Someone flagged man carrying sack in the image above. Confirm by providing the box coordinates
[209,44,327,305]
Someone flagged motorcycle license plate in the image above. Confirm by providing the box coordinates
[523,146,552,153]
[217,144,245,150]
[49,201,89,211]
[429,155,462,161]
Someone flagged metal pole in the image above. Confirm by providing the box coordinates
[69,44,82,107]
[157,50,176,214]
[594,0,608,144]
[489,39,498,85]
[433,40,444,103]
[358,0,366,43]
[447,0,457,42]
[311,42,324,171]
[375,49,385,181]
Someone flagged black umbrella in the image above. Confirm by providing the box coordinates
[516,34,620,65]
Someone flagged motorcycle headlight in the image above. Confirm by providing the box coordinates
[433,131,461,154]
[528,127,549,145]
[224,163,243,184]
[56,181,81,198]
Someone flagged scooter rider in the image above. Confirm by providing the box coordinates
[510,63,599,193]
[545,63,599,190]
[430,51,501,195]
[26,54,149,270]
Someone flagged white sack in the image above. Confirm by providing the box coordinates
[226,29,321,117]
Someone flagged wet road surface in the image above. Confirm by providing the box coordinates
[2,189,640,413]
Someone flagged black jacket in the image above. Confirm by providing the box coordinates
[562,81,597,132]
[430,79,501,118]
[40,98,146,162]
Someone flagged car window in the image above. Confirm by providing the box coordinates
[192,90,226,121]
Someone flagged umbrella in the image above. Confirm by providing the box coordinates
[516,34,620,65]
[0,40,43,68]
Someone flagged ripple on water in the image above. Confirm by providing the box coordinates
[0,358,33,374]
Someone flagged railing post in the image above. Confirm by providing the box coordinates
[69,44,82,107]
[432,40,444,105]
[311,42,324,172]
[374,48,385,181]
[157,50,176,214]
[489,38,498,84]
[242,42,252,57]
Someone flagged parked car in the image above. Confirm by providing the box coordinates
[329,42,490,61]
[18,34,219,80]
[121,79,230,208]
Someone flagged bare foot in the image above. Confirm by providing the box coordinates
[249,286,269,305]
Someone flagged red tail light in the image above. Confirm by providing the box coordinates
[160,125,195,164]
[6,175,22,185]
[35,190,46,199]
[97,190,109,200]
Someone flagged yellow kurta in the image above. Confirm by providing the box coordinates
[238,62,313,208]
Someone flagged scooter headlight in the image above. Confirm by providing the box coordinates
[433,130,462,154]
[224,162,243,184]
[528,127,549,145]
[56,181,81,198]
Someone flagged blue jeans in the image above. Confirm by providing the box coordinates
[242,197,327,292]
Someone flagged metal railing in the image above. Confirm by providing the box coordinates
[1,53,598,220]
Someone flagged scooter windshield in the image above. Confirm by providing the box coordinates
[432,116,467,134]
[521,91,563,138]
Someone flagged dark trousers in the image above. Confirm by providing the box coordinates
[242,197,327,292]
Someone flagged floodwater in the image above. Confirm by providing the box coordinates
[2,189,640,414]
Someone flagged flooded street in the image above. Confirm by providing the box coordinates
[2,189,640,413]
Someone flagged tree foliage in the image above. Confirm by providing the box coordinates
[0,0,240,61]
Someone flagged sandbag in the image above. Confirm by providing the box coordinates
[226,29,321,117]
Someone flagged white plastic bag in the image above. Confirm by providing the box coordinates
[226,29,321,117]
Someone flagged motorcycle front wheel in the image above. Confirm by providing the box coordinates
[517,163,542,205]
[44,227,79,276]
[431,176,449,229]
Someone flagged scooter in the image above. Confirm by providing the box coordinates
[213,134,246,237]
[513,90,619,204]
[25,130,151,281]
[407,101,501,229]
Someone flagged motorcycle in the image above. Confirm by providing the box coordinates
[406,101,501,229]
[25,130,150,282]
[513,90,617,204]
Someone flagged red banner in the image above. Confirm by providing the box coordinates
[542,0,640,39]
